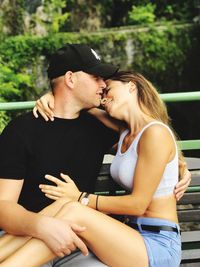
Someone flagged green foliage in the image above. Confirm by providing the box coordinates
[0,0,25,36]
[34,0,70,34]
[128,3,156,25]
[0,23,198,98]
[0,59,31,101]
[0,23,199,130]
[155,1,198,22]
[0,111,9,133]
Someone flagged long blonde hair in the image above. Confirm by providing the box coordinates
[110,71,184,161]
[110,71,170,124]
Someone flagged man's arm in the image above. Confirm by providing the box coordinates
[174,160,191,201]
[0,178,88,257]
[0,178,44,236]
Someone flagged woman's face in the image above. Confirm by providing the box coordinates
[102,80,132,119]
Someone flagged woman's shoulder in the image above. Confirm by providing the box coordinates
[139,122,174,147]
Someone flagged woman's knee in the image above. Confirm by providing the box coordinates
[55,201,83,219]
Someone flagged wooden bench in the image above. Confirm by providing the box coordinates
[179,157,200,266]
[95,155,200,266]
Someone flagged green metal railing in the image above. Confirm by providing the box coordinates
[0,101,35,111]
[0,91,200,152]
[0,91,200,111]
[161,91,200,102]
[178,140,200,150]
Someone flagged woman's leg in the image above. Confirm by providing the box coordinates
[56,202,149,267]
[1,202,149,267]
[0,198,67,263]
[0,235,31,262]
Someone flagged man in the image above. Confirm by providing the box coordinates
[0,44,119,266]
[0,44,190,267]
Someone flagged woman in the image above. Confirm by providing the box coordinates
[1,71,183,266]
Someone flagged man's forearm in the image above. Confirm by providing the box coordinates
[0,201,42,237]
[0,198,67,237]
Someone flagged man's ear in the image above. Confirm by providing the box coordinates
[129,81,136,93]
[64,71,75,89]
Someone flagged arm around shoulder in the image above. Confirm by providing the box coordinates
[88,108,124,132]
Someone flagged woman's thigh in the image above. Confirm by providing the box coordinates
[57,203,149,267]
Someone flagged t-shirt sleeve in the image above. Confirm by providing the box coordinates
[0,121,27,179]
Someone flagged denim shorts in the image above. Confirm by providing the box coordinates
[126,217,181,267]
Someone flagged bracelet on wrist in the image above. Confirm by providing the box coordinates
[78,192,84,202]
[96,195,99,210]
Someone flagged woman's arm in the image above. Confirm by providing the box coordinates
[33,91,55,121]
[33,92,124,132]
[40,125,173,215]
[88,108,124,132]
[174,160,191,201]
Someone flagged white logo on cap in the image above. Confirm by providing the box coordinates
[91,49,101,60]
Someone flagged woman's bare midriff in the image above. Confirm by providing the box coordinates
[143,194,178,223]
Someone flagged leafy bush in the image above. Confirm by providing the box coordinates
[128,3,156,25]
[0,23,199,136]
[0,61,32,101]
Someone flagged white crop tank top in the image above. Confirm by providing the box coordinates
[110,121,178,198]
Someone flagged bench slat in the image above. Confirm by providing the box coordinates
[185,157,200,170]
[182,249,200,261]
[178,192,200,205]
[178,210,200,222]
[182,231,200,243]
[190,175,200,186]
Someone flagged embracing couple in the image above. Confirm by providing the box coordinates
[0,44,191,267]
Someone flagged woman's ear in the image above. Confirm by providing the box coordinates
[64,71,75,89]
[129,81,136,93]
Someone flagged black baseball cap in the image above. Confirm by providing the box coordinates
[47,43,119,80]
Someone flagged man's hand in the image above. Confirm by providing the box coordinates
[174,161,191,201]
[37,216,88,257]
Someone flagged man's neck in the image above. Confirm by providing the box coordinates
[53,96,82,119]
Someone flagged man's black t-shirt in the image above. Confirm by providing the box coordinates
[0,112,118,212]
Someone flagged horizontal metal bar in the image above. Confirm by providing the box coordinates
[161,91,200,102]
[0,101,35,111]
[186,186,200,193]
[178,140,200,150]
[0,92,200,111]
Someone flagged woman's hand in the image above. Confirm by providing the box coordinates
[33,91,55,121]
[39,173,81,201]
[174,160,191,201]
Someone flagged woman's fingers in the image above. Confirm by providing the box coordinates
[45,174,64,186]
[34,98,54,121]
[37,106,50,121]
[41,187,63,196]
[60,173,74,184]
[40,96,54,116]
[48,94,55,110]
[33,106,38,118]
[45,193,59,200]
